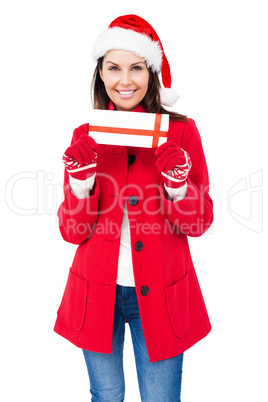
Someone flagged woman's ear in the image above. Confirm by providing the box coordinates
[99,67,104,82]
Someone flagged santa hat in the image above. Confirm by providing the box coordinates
[91,14,179,107]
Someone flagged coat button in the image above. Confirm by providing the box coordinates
[135,241,143,251]
[129,195,138,206]
[141,286,149,296]
[128,155,136,164]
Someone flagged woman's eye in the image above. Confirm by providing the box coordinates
[107,66,143,71]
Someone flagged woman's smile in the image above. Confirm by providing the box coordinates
[116,89,137,99]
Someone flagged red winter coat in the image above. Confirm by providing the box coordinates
[54,106,213,363]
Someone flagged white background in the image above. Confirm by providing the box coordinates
[1,0,267,401]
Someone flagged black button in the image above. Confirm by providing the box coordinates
[135,241,143,251]
[128,155,136,164]
[129,196,138,206]
[141,286,149,296]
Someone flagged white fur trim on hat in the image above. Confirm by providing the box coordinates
[160,88,180,106]
[92,27,163,73]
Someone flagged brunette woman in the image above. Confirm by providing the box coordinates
[54,14,213,402]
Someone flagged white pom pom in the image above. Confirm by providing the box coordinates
[160,88,180,107]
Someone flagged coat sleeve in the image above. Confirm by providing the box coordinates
[159,118,213,237]
[57,124,100,244]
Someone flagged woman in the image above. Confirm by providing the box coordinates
[54,14,213,401]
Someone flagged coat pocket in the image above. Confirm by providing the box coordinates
[165,271,203,338]
[57,269,88,331]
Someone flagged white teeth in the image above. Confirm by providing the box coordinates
[118,90,135,94]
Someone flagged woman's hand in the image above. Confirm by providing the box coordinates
[155,141,192,188]
[63,135,97,180]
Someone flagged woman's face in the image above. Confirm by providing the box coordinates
[99,49,150,111]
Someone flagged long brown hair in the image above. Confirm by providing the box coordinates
[91,57,188,122]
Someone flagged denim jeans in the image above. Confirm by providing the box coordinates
[82,284,184,401]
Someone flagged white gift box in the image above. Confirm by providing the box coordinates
[88,109,169,148]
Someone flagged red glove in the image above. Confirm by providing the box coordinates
[63,135,97,180]
[155,141,192,188]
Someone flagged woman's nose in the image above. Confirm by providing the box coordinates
[119,70,132,86]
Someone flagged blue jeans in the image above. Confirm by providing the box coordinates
[82,285,183,401]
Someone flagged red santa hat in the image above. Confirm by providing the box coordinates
[91,14,179,107]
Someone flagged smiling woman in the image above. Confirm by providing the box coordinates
[99,50,150,111]
[54,14,213,402]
